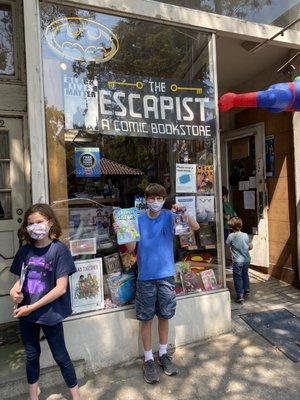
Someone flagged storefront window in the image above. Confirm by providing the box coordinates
[40,2,223,314]
[155,0,300,30]
[0,3,14,75]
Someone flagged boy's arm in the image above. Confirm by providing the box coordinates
[126,242,137,252]
[187,214,199,231]
[249,242,253,250]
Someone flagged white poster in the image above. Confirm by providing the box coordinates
[249,176,256,189]
[70,258,104,313]
[64,75,99,131]
[176,164,197,193]
[243,190,256,210]
[196,196,215,223]
[175,196,196,219]
[239,180,250,191]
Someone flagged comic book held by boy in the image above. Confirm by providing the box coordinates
[114,207,140,245]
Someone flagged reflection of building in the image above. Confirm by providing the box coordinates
[1,0,300,391]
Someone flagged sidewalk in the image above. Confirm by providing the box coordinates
[3,269,300,400]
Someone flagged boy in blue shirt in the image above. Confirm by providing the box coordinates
[124,183,199,384]
[226,217,253,304]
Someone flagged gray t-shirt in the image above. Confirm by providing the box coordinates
[226,231,251,263]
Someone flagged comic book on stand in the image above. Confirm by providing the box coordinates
[179,230,197,250]
[103,253,122,275]
[200,269,218,291]
[198,223,216,248]
[114,207,140,245]
[175,261,202,294]
[107,272,136,306]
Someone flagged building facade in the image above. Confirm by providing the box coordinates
[0,0,300,371]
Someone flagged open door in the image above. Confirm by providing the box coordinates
[221,123,269,268]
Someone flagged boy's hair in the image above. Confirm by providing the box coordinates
[228,216,243,231]
[222,186,229,197]
[144,183,167,199]
[19,203,62,244]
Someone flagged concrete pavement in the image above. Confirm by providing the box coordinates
[4,269,300,400]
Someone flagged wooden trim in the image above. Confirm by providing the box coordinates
[49,0,300,48]
[0,0,26,83]
[23,0,49,203]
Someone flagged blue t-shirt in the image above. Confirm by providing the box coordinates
[137,210,175,280]
[10,240,76,325]
[226,231,251,263]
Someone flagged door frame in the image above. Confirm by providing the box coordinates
[221,122,269,269]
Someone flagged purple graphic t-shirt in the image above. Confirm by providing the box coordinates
[10,240,76,325]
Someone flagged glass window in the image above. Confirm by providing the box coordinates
[40,2,223,313]
[0,131,12,219]
[0,3,14,75]
[154,1,300,31]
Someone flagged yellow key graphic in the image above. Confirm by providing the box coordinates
[170,83,202,94]
[108,81,144,89]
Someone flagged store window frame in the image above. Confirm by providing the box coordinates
[0,0,25,82]
[37,0,228,319]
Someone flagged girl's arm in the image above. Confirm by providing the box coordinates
[10,279,23,304]
[13,276,69,318]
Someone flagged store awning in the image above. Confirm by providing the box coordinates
[101,157,144,176]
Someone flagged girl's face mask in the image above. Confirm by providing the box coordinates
[26,222,50,240]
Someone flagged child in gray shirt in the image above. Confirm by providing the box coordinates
[226,217,253,303]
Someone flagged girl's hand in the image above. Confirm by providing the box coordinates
[13,305,32,318]
[10,288,24,304]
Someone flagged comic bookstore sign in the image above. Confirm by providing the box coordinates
[98,74,215,140]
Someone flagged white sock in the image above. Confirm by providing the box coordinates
[159,343,168,357]
[144,349,154,362]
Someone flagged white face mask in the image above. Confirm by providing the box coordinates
[147,201,164,213]
[26,222,50,240]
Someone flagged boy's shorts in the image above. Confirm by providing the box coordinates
[135,276,176,321]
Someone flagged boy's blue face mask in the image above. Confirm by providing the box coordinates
[147,201,164,213]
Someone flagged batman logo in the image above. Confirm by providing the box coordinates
[45,17,119,63]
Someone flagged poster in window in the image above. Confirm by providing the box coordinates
[265,135,275,177]
[196,196,215,223]
[75,147,101,178]
[176,164,197,193]
[70,258,104,313]
[69,237,97,256]
[63,75,98,131]
[175,195,196,219]
[69,207,110,242]
[97,73,215,140]
[197,165,214,194]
